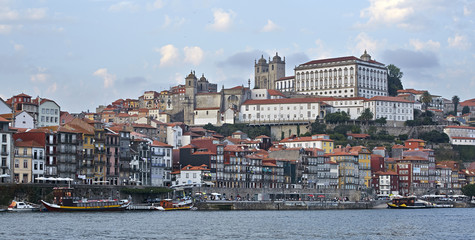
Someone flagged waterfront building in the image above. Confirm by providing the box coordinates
[172,164,210,187]
[294,51,387,98]
[13,140,42,183]
[325,152,359,190]
[0,117,13,183]
[66,118,95,184]
[372,171,399,197]
[150,140,173,187]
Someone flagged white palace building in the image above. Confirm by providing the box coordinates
[273,51,388,99]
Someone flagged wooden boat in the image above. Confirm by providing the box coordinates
[41,187,130,212]
[154,198,196,211]
[387,196,452,209]
[7,200,40,212]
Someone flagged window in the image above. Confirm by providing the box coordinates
[23,160,28,168]
[1,134,6,143]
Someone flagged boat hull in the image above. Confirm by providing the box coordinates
[41,200,129,212]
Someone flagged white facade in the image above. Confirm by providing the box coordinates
[32,146,45,182]
[363,97,414,122]
[239,98,327,124]
[193,108,220,126]
[150,142,172,187]
[0,98,11,114]
[275,76,295,93]
[251,89,270,99]
[14,111,34,129]
[37,100,60,127]
[166,125,184,149]
[174,167,209,187]
[294,53,388,98]
[443,126,475,146]
[0,128,13,183]
[325,97,366,119]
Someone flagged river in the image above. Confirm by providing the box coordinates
[1,208,474,239]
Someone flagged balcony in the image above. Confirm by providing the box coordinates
[1,152,9,156]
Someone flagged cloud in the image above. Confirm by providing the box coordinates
[93,68,116,88]
[46,82,57,94]
[208,9,234,31]
[147,0,165,11]
[261,20,281,32]
[183,46,204,66]
[162,15,185,28]
[155,44,179,67]
[285,52,310,66]
[381,49,439,69]
[30,67,49,83]
[353,32,384,55]
[409,39,440,51]
[307,39,333,59]
[464,5,473,16]
[0,24,12,34]
[108,1,140,12]
[25,8,47,20]
[360,0,414,26]
[448,34,471,50]
[216,50,266,69]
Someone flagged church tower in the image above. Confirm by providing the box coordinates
[184,71,197,125]
[254,53,285,90]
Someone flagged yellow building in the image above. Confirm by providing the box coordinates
[13,140,42,183]
[325,152,359,190]
[350,146,372,188]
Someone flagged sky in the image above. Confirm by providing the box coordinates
[1,0,474,113]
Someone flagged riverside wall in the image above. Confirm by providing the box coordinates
[195,201,374,210]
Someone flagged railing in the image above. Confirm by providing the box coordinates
[0,152,9,156]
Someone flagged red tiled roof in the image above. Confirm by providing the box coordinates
[406,139,425,142]
[397,89,427,95]
[14,139,43,147]
[0,116,9,122]
[301,56,384,66]
[445,125,475,130]
[268,89,286,97]
[277,76,294,80]
[347,133,370,138]
[151,140,172,148]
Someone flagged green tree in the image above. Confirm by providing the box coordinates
[462,106,470,115]
[461,184,475,197]
[387,64,404,96]
[452,95,460,114]
[375,117,387,126]
[419,130,449,143]
[324,111,350,124]
[358,108,373,124]
[421,91,432,110]
[310,121,327,134]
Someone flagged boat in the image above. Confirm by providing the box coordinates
[387,196,453,209]
[7,200,40,212]
[154,198,196,211]
[40,187,130,212]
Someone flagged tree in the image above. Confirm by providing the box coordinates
[375,117,387,126]
[462,106,470,115]
[387,64,404,96]
[358,108,373,124]
[452,95,460,115]
[461,184,475,198]
[324,111,350,124]
[421,91,432,110]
